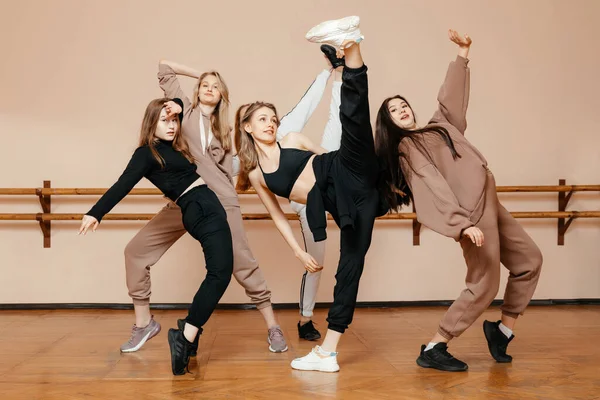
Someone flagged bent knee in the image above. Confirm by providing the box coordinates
[531,246,543,271]
[472,273,501,306]
[124,235,150,259]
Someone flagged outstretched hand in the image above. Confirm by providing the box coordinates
[448,29,472,48]
[78,215,99,235]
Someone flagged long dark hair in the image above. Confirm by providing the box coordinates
[375,95,461,210]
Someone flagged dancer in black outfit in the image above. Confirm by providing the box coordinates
[79,98,233,375]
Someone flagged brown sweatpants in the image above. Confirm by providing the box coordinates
[438,171,543,339]
[124,201,271,309]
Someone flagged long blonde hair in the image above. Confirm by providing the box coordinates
[234,101,279,191]
[139,98,194,168]
[191,71,232,152]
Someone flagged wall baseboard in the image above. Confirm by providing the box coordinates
[1,299,598,310]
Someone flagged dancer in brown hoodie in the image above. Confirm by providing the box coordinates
[375,30,543,372]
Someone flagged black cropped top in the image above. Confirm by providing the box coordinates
[258,143,314,199]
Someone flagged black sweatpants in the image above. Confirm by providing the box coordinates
[322,64,381,334]
[176,185,233,333]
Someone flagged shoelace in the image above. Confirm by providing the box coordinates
[270,327,284,340]
[126,325,140,345]
[432,347,456,362]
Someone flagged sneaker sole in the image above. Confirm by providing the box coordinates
[269,345,288,353]
[305,16,360,42]
[267,336,288,353]
[483,321,512,363]
[291,361,340,372]
[120,323,161,353]
[299,334,321,341]
[416,355,468,372]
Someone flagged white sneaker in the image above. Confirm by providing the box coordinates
[290,346,340,372]
[305,16,364,48]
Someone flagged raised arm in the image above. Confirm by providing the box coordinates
[249,170,322,272]
[157,60,198,110]
[79,147,154,234]
[430,30,472,134]
[159,59,201,79]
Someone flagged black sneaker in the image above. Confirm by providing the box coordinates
[483,320,514,363]
[416,343,468,372]
[177,318,199,357]
[320,44,345,69]
[167,328,195,375]
[298,320,321,341]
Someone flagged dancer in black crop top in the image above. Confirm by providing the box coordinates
[257,142,315,199]
[234,16,386,373]
[79,98,233,376]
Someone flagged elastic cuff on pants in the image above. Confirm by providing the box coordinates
[132,298,150,307]
[300,310,314,318]
[327,323,346,334]
[501,310,520,319]
[437,327,455,341]
[255,300,272,310]
[343,64,368,74]
[184,316,204,336]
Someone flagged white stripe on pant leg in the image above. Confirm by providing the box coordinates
[301,270,323,317]
[291,201,325,317]
[300,271,307,316]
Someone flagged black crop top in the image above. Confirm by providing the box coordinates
[87,99,201,222]
[258,143,314,198]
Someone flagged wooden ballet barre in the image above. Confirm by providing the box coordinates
[0,179,598,247]
[495,185,600,193]
[2,211,600,222]
[0,188,260,196]
[2,185,600,196]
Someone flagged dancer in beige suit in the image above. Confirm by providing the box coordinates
[375,30,543,372]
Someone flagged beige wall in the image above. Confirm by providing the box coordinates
[1,0,599,305]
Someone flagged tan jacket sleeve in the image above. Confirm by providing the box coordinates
[157,63,192,111]
[402,158,473,241]
[430,55,470,134]
[221,150,234,184]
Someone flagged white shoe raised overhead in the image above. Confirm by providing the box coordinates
[305,16,364,48]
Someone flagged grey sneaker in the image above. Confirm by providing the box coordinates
[267,326,288,353]
[120,316,161,353]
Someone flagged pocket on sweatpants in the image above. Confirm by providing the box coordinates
[182,201,205,232]
[204,191,227,220]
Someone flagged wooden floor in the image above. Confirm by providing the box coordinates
[0,306,598,400]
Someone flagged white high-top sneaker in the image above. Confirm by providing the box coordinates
[305,16,364,48]
[290,346,340,372]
